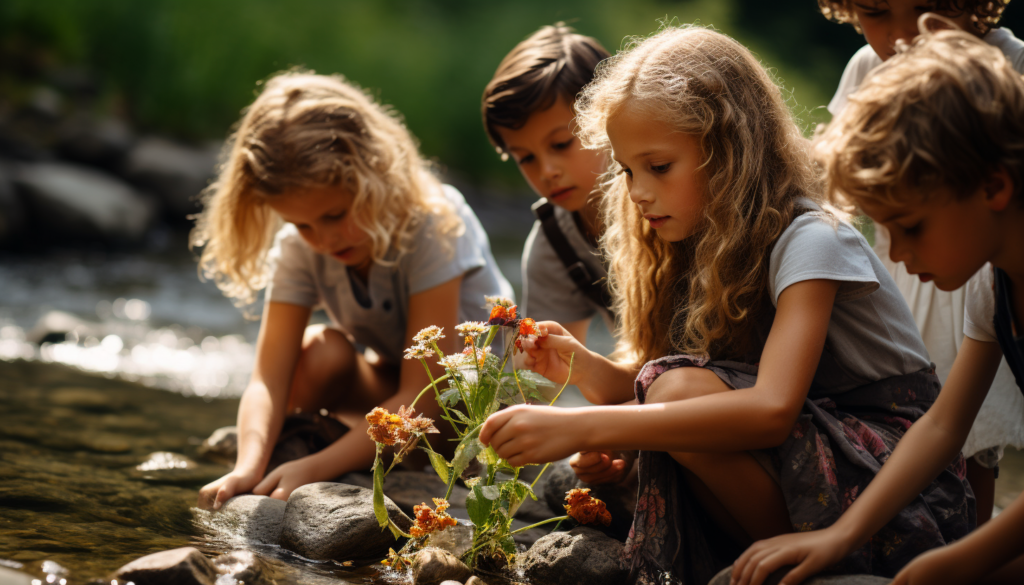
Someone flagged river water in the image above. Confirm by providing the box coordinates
[0,242,1020,584]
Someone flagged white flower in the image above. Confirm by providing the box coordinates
[404,344,436,360]
[413,325,445,344]
[455,321,489,337]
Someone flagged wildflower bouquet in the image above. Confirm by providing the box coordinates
[366,296,610,569]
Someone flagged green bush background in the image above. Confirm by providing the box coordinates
[3,0,1019,189]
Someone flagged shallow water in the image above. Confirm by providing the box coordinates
[2,245,1020,583]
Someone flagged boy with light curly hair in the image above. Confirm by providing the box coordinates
[819,0,1023,526]
[732,27,1024,585]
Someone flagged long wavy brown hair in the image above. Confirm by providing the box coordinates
[190,72,461,313]
[575,26,827,364]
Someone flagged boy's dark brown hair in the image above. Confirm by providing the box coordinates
[818,0,1007,33]
[482,23,610,156]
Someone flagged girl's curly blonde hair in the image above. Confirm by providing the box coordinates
[575,26,827,364]
[818,0,1007,34]
[190,72,461,313]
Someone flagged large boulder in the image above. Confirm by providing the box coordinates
[279,482,413,562]
[14,161,154,241]
[124,137,218,221]
[111,547,217,585]
[195,494,287,545]
[0,566,34,585]
[518,526,627,585]
[708,567,890,585]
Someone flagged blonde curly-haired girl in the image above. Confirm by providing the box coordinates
[480,25,972,584]
[192,72,512,508]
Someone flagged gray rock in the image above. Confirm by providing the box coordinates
[196,425,237,466]
[211,550,268,583]
[195,495,286,545]
[708,567,890,585]
[519,526,627,585]
[541,458,636,541]
[14,161,154,240]
[465,577,490,585]
[0,161,25,243]
[377,470,470,515]
[111,546,217,585]
[279,482,413,562]
[124,137,218,219]
[131,452,226,485]
[0,566,34,585]
[57,116,134,168]
[411,548,473,585]
[426,518,474,558]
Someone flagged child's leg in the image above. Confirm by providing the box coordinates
[966,456,995,525]
[645,367,792,544]
[287,324,399,429]
[982,555,1024,584]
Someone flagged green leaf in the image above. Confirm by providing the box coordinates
[466,484,498,527]
[499,534,517,556]
[471,375,499,420]
[372,457,389,530]
[451,426,483,480]
[424,448,450,485]
[477,445,498,467]
[517,369,554,389]
[440,387,461,407]
[451,408,473,425]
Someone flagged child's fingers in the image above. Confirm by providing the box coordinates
[252,470,280,497]
[569,451,607,470]
[480,409,515,446]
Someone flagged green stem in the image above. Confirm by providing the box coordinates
[433,340,472,417]
[547,353,575,406]
[509,515,569,535]
[530,462,551,490]
[410,370,450,410]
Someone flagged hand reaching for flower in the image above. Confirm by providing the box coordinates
[480,404,585,466]
[517,321,590,387]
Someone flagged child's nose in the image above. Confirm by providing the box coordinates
[888,232,912,264]
[891,21,919,48]
[542,158,562,181]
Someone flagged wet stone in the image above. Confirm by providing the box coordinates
[411,548,473,585]
[196,426,237,466]
[130,452,224,485]
[112,546,217,585]
[708,567,890,585]
[279,483,413,563]
[194,495,286,545]
[211,549,268,583]
[0,566,34,585]
[541,458,636,541]
[518,526,627,585]
[425,518,474,558]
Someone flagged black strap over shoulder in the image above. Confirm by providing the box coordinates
[533,201,615,319]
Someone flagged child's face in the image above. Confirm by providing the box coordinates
[606,103,705,243]
[496,97,606,212]
[853,0,975,61]
[859,182,1009,291]
[268,185,373,272]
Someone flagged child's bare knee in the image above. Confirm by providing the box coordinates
[645,367,728,404]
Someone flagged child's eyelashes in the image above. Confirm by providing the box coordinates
[324,212,346,222]
[552,138,575,151]
[651,163,671,174]
[515,154,535,165]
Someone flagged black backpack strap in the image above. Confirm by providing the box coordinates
[532,200,615,318]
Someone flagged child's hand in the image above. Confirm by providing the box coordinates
[890,545,977,585]
[198,470,260,510]
[570,450,633,484]
[252,457,323,501]
[480,404,583,466]
[518,321,590,387]
[730,528,854,585]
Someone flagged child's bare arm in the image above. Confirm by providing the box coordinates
[250,276,464,500]
[891,491,1024,585]
[197,301,310,509]
[731,336,1005,585]
[482,279,838,464]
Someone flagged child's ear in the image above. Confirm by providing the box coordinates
[983,167,1015,212]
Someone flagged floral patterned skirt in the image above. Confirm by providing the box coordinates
[622,356,975,585]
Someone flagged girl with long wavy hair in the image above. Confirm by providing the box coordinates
[192,72,512,509]
[480,26,972,584]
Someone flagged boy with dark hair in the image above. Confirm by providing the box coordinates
[482,24,633,487]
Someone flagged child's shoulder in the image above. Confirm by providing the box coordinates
[828,44,882,116]
[965,264,998,343]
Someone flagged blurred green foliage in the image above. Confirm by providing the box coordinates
[1,0,872,187]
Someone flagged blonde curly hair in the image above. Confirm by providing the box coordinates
[817,0,1007,34]
[816,27,1024,211]
[190,72,461,313]
[575,26,828,363]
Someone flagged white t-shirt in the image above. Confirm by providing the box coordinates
[962,266,1024,458]
[266,184,514,364]
[521,200,614,330]
[768,206,931,392]
[829,28,1024,460]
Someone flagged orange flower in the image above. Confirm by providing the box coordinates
[564,488,612,526]
[381,547,410,571]
[409,497,458,537]
[365,406,437,446]
[461,345,492,368]
[519,317,538,336]
[488,305,508,325]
